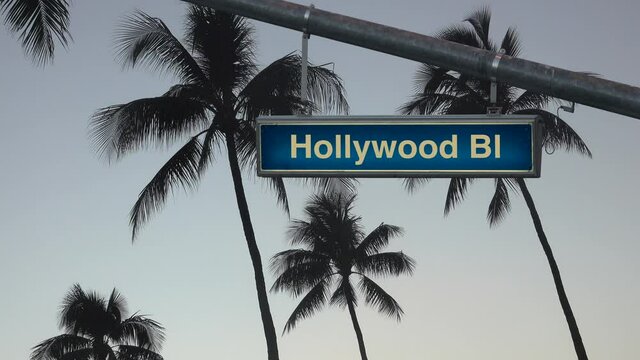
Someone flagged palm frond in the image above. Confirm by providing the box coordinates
[106,288,127,325]
[196,125,222,175]
[286,219,327,249]
[358,275,404,320]
[90,96,210,160]
[110,316,165,351]
[401,177,429,193]
[500,26,521,57]
[487,178,511,227]
[515,109,592,157]
[240,93,307,121]
[116,345,163,360]
[287,192,361,250]
[446,94,487,114]
[329,276,356,309]
[306,62,350,115]
[60,348,93,360]
[307,192,362,244]
[509,90,552,113]
[98,344,118,360]
[282,278,330,333]
[356,224,404,257]
[267,176,290,215]
[402,64,480,116]
[1,0,71,65]
[305,192,358,219]
[464,6,493,50]
[58,284,108,335]
[356,251,415,277]
[115,10,206,84]
[270,260,333,296]
[58,283,85,332]
[31,335,91,360]
[413,65,450,94]
[302,177,359,196]
[435,24,482,49]
[239,52,349,117]
[270,249,330,274]
[234,119,258,167]
[162,83,212,101]
[129,137,203,241]
[444,177,475,215]
[399,92,458,115]
[185,6,256,91]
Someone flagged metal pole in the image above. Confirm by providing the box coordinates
[301,32,309,104]
[183,0,640,120]
[300,4,313,115]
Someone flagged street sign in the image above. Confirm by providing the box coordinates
[257,115,542,178]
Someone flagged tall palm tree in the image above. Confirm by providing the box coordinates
[31,284,165,360]
[271,192,415,360]
[401,8,591,360]
[89,7,348,360]
[1,0,71,65]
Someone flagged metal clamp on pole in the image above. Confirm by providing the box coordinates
[300,4,315,115]
[302,4,314,35]
[487,48,506,115]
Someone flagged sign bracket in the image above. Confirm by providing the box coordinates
[300,4,315,115]
[487,48,506,115]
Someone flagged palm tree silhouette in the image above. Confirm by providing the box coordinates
[1,0,71,65]
[401,8,591,360]
[89,7,348,360]
[31,284,165,360]
[271,192,415,360]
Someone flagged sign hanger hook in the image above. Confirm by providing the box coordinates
[487,48,506,115]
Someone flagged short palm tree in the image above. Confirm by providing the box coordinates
[31,284,164,360]
[401,8,591,360]
[1,0,71,65]
[89,7,348,360]
[271,192,415,360]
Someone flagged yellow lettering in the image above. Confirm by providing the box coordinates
[353,140,370,166]
[471,135,491,158]
[372,140,397,158]
[419,140,438,159]
[314,140,333,159]
[291,134,311,158]
[440,135,458,159]
[398,140,417,159]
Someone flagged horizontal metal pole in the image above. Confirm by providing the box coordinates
[183,0,640,120]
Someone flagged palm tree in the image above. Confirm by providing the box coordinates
[89,7,348,360]
[401,8,591,360]
[271,192,415,360]
[1,0,72,65]
[31,284,165,360]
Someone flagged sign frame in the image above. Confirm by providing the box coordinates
[256,115,542,178]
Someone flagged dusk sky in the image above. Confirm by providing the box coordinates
[1,0,639,359]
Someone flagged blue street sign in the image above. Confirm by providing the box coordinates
[257,115,541,178]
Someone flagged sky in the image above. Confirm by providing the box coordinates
[1,0,639,359]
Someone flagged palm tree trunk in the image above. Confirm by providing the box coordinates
[225,132,279,360]
[347,300,369,360]
[517,178,588,360]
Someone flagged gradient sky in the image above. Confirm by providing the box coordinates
[1,0,639,359]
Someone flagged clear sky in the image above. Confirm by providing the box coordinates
[1,0,639,359]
